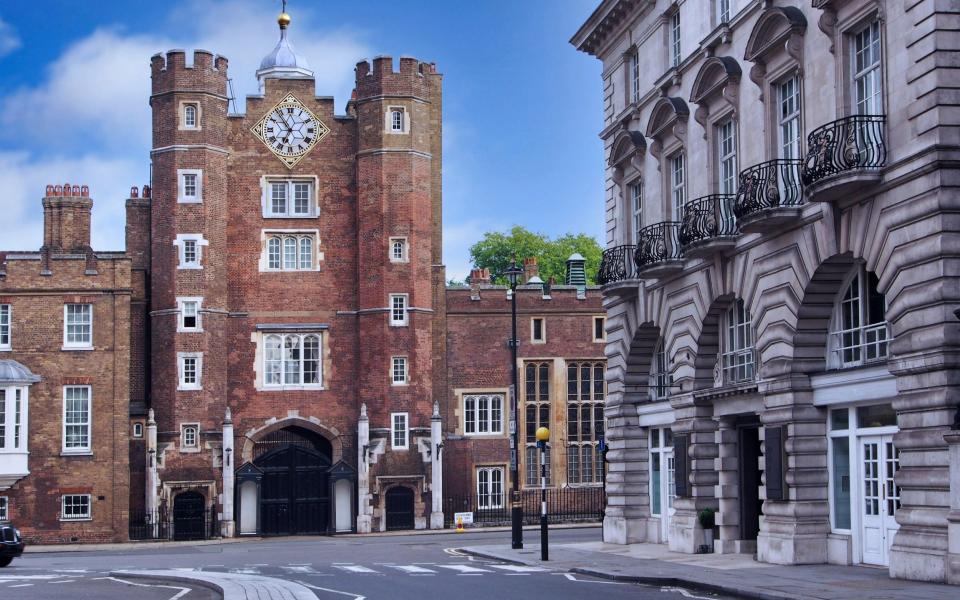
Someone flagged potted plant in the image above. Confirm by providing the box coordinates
[698,507,716,552]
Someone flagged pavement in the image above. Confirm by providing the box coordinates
[460,539,960,600]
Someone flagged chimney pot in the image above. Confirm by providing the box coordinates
[45,185,53,196]
[80,185,89,197]
[54,185,63,195]
[143,185,151,198]
[130,186,139,198]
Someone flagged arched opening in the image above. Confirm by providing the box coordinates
[385,486,415,531]
[253,426,333,535]
[172,490,206,541]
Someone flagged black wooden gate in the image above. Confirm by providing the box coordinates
[385,486,415,531]
[256,443,330,535]
[173,491,206,541]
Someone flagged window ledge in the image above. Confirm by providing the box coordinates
[61,346,94,352]
[391,382,409,387]
[60,451,93,457]
[60,518,93,522]
[0,347,10,352]
[177,386,203,392]
[390,323,409,327]
[263,215,319,219]
[464,433,506,438]
[177,265,203,270]
[178,198,203,204]
[262,385,326,392]
[180,447,201,454]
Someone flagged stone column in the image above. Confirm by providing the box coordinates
[668,393,718,553]
[221,407,235,538]
[945,431,960,584]
[714,418,741,553]
[757,375,829,565]
[430,402,444,529]
[356,403,373,533]
[145,409,159,538]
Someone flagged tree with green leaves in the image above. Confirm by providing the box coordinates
[467,226,602,285]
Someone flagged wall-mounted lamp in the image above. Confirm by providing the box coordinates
[148,448,156,468]
[435,442,444,458]
[224,447,233,468]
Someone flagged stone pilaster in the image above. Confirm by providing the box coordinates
[145,409,160,538]
[356,404,373,534]
[221,408,235,538]
[602,399,651,544]
[757,375,829,565]
[430,402,444,529]
[714,418,742,553]
[887,353,958,583]
[668,393,718,553]
[945,432,960,585]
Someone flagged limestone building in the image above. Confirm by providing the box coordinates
[573,0,960,584]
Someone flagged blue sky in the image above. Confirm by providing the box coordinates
[0,0,604,281]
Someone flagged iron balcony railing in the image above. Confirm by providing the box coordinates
[831,321,890,369]
[733,159,804,221]
[721,347,756,385]
[597,244,639,284]
[679,194,738,247]
[802,114,887,186]
[635,221,684,267]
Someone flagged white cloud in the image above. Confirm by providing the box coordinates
[0,151,144,250]
[0,0,371,250]
[0,17,20,58]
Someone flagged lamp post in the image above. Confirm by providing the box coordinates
[503,258,525,550]
[536,426,550,560]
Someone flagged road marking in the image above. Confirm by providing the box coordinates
[297,580,366,600]
[101,576,192,600]
[661,586,716,599]
[230,568,261,574]
[0,576,61,581]
[9,584,34,588]
[334,565,379,574]
[490,565,547,573]
[390,565,436,574]
[437,564,491,573]
[281,565,317,574]
[555,573,627,585]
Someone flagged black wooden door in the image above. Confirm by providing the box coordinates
[385,486,415,531]
[738,425,763,541]
[257,444,330,535]
[173,491,206,541]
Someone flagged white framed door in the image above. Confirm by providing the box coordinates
[859,434,899,566]
[664,449,676,542]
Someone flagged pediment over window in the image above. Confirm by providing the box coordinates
[743,6,807,64]
[608,129,647,169]
[690,57,741,106]
[646,97,689,141]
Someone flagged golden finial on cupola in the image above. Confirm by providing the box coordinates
[278,0,291,29]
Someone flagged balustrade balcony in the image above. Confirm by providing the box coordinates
[802,114,886,203]
[678,194,738,258]
[597,244,640,294]
[733,158,804,234]
[635,221,684,279]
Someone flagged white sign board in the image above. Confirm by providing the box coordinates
[454,512,474,525]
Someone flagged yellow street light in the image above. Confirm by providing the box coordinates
[535,427,550,443]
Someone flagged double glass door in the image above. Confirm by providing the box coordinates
[650,427,676,543]
[859,435,899,566]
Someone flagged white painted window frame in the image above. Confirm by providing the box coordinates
[173,234,208,270]
[476,466,505,509]
[391,412,409,450]
[389,237,408,263]
[177,352,203,391]
[530,317,546,343]
[177,169,203,204]
[259,229,323,272]
[391,356,408,386]
[670,152,686,220]
[385,105,410,134]
[177,297,203,332]
[262,178,317,218]
[60,494,92,521]
[463,393,504,436]
[0,496,7,521]
[261,332,324,390]
[62,385,92,454]
[181,422,201,452]
[593,316,606,343]
[389,294,409,327]
[63,303,93,350]
[0,386,28,452]
[0,304,10,350]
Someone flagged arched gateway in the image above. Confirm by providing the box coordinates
[253,426,333,535]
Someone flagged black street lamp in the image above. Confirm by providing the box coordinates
[503,258,525,550]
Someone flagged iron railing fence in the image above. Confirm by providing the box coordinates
[635,221,684,267]
[128,507,220,541]
[802,114,886,186]
[734,159,804,220]
[679,194,738,247]
[443,486,606,528]
[597,244,639,285]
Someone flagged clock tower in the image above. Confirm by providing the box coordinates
[143,9,445,535]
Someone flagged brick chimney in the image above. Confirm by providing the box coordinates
[522,257,539,283]
[469,267,491,300]
[42,182,93,253]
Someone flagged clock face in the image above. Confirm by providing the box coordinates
[251,94,329,168]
